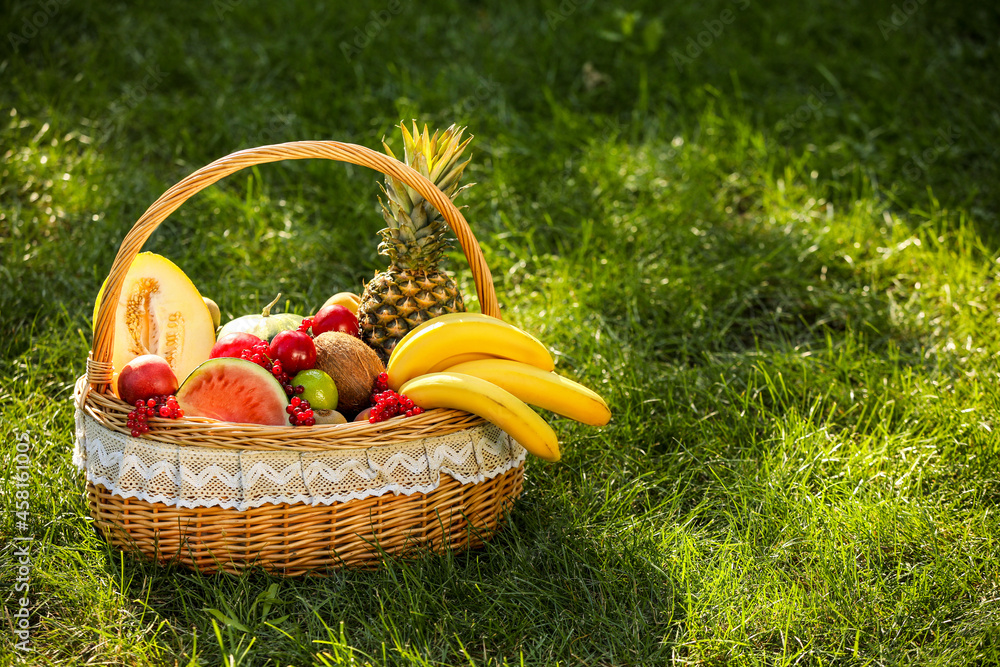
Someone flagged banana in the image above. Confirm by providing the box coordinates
[425,352,495,374]
[393,312,517,350]
[387,315,554,390]
[399,372,560,462]
[444,359,611,426]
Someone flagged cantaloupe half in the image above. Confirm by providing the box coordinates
[93,252,215,385]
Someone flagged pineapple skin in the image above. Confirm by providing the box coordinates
[359,122,473,363]
[359,267,465,363]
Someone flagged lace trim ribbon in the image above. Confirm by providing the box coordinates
[73,410,526,511]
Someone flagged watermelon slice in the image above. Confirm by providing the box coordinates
[176,358,288,426]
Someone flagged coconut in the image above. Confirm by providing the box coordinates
[313,332,385,415]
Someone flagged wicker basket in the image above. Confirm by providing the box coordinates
[74,141,525,575]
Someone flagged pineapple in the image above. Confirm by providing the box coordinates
[358,122,474,362]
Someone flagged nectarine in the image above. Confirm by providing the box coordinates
[117,354,179,405]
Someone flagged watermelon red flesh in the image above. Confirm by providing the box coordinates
[176,358,288,426]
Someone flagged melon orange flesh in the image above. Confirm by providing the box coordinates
[175,358,289,426]
[94,252,215,386]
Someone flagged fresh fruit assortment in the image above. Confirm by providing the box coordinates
[286,396,316,427]
[385,312,555,390]
[321,292,361,315]
[217,293,304,342]
[358,123,473,363]
[175,358,289,426]
[269,330,317,375]
[203,297,222,329]
[95,251,215,387]
[292,369,338,410]
[126,395,183,437]
[209,332,262,360]
[313,332,385,415]
[95,123,610,462]
[117,354,178,406]
[368,373,424,423]
[237,337,297,395]
[387,313,611,462]
[313,304,360,337]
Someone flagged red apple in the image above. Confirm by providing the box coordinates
[118,354,179,405]
[312,304,359,337]
[210,332,264,359]
[269,330,317,374]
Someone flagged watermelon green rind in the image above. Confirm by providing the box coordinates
[176,358,288,426]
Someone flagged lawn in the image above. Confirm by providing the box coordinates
[2,0,1000,664]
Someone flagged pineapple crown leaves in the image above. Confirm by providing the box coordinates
[392,122,473,195]
[376,122,475,269]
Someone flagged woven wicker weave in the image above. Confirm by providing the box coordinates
[76,141,524,574]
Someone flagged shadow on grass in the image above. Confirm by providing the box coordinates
[80,482,684,666]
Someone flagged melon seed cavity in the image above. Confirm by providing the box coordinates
[125,277,158,356]
[163,311,184,368]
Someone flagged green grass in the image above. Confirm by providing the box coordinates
[3,0,1000,664]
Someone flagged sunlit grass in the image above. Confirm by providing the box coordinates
[2,0,1000,665]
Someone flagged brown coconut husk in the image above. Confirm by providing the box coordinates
[313,332,385,415]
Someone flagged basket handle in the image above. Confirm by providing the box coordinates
[88,140,499,393]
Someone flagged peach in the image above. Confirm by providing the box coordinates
[117,354,179,405]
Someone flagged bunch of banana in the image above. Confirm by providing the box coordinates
[387,313,611,462]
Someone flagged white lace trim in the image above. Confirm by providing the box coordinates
[73,411,526,511]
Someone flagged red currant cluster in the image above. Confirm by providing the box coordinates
[297,317,313,334]
[240,339,298,396]
[369,374,422,423]
[287,396,315,426]
[369,391,422,423]
[127,395,183,437]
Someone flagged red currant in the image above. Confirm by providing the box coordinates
[288,397,315,426]
[366,389,419,423]
[126,394,183,437]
